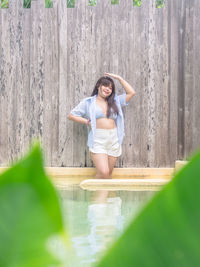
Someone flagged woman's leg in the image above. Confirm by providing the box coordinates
[90,152,110,179]
[108,156,118,177]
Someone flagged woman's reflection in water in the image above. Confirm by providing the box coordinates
[87,190,124,261]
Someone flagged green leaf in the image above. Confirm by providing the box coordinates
[45,0,53,8]
[1,0,9,8]
[111,0,119,4]
[67,0,75,8]
[156,0,164,8]
[133,0,142,7]
[23,0,31,8]
[0,143,66,267]
[97,149,200,267]
[88,0,97,7]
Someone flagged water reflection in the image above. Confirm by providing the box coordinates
[87,191,124,261]
[59,186,155,267]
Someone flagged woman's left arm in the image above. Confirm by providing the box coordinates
[105,73,136,103]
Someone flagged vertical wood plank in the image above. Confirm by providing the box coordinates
[183,0,194,159]
[167,0,179,165]
[29,0,45,159]
[146,0,157,167]
[192,0,200,153]
[0,7,9,165]
[42,0,59,166]
[57,0,74,167]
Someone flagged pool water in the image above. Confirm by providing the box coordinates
[57,185,156,267]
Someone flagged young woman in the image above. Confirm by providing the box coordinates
[68,72,136,179]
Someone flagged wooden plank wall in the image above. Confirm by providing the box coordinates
[0,0,199,167]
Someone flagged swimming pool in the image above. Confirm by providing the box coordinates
[56,184,156,267]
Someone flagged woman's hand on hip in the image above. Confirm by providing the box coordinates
[86,119,91,128]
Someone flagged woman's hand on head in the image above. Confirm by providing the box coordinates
[104,72,122,81]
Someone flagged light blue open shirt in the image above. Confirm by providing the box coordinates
[70,93,128,148]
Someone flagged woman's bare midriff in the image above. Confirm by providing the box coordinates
[96,118,116,129]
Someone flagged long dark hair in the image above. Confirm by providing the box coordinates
[91,76,118,118]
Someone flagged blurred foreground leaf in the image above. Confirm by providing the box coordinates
[97,149,200,267]
[0,144,66,267]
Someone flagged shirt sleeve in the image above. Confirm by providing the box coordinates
[118,93,129,107]
[70,99,87,117]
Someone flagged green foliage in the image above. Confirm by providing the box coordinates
[1,0,9,8]
[88,0,96,6]
[97,149,200,267]
[111,0,119,4]
[0,143,66,267]
[45,0,53,8]
[133,0,142,7]
[2,0,165,9]
[132,0,165,8]
[23,0,31,8]
[67,0,75,8]
[23,0,53,8]
[156,0,164,8]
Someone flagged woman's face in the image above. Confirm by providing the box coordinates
[98,84,112,98]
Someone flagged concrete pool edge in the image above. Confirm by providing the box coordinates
[0,165,187,178]
[45,161,187,177]
[78,178,170,191]
[45,167,175,178]
[49,167,174,188]
[0,162,188,186]
[0,165,188,190]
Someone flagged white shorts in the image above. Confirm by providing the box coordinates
[89,128,122,157]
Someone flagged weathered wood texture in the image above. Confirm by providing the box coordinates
[0,0,200,167]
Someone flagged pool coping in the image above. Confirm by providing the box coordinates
[0,163,188,190]
[0,162,188,178]
[0,161,188,183]
[45,167,174,178]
